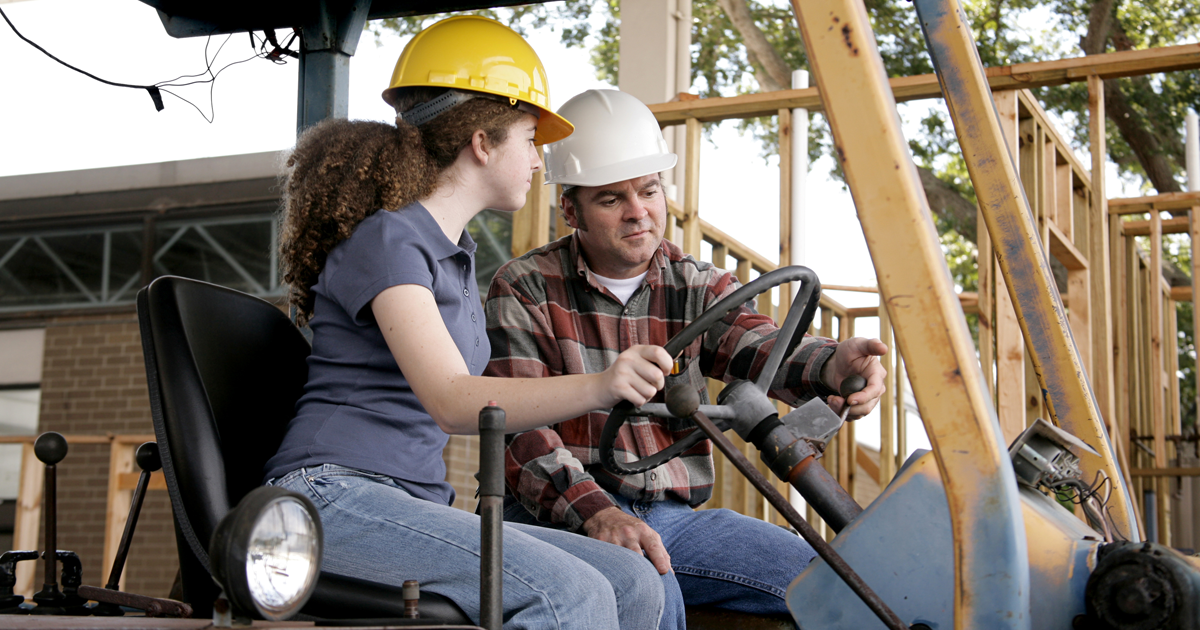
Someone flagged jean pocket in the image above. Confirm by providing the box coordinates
[297,465,392,506]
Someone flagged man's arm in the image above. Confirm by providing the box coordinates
[698,270,886,417]
[486,264,674,573]
[484,266,619,530]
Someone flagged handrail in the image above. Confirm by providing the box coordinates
[648,43,1200,125]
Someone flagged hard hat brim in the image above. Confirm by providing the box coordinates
[534,109,574,146]
[381,86,573,147]
[545,152,678,188]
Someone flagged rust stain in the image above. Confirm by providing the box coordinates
[840,24,859,55]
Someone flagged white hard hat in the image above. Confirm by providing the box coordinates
[544,89,678,187]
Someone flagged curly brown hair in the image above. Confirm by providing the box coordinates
[279,90,528,326]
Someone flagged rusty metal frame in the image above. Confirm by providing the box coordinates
[913,0,1139,538]
[789,0,1030,626]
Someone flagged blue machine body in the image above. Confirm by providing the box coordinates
[787,451,1101,628]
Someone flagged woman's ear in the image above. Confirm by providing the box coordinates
[469,129,491,166]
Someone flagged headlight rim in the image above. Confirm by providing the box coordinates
[210,485,323,621]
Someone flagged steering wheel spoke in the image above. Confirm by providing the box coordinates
[600,266,822,476]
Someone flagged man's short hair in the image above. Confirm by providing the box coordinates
[560,185,585,229]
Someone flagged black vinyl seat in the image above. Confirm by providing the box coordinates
[137,275,472,624]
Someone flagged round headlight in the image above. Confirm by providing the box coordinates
[210,486,323,621]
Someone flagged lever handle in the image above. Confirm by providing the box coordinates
[839,374,867,400]
[34,432,67,466]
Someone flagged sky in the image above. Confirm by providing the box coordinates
[11,0,1130,457]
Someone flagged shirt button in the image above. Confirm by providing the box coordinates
[463,264,468,271]
[475,338,480,346]
[463,288,470,297]
[471,313,477,322]
[649,472,657,481]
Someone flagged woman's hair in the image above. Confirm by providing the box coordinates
[279,88,528,326]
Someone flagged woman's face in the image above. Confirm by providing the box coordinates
[483,114,542,213]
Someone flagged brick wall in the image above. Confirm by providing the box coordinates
[37,310,178,597]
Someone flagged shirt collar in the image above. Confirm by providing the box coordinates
[407,202,478,259]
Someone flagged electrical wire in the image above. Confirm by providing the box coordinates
[0,7,297,122]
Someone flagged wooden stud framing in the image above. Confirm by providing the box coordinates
[511,147,552,258]
[681,118,703,257]
[647,43,1200,125]
[13,443,41,598]
[878,298,895,486]
[1150,210,1167,469]
[994,90,1027,442]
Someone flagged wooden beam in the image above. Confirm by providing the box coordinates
[1121,216,1190,235]
[1171,286,1192,302]
[648,43,1200,125]
[1193,209,1200,445]
[823,284,879,293]
[1150,211,1167,469]
[1109,191,1200,215]
[856,443,880,484]
[681,118,702,257]
[14,443,41,598]
[779,106,793,309]
[510,147,551,258]
[1048,221,1088,270]
[1131,467,1200,477]
[994,90,1027,443]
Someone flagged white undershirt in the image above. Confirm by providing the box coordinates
[592,270,649,305]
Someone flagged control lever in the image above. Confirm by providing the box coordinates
[31,432,68,615]
[837,375,868,422]
[92,442,161,616]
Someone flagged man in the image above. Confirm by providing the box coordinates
[485,89,887,622]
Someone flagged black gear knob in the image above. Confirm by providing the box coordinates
[34,432,68,466]
[665,383,700,419]
[839,375,867,400]
[135,443,162,472]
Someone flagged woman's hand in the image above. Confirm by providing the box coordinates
[597,345,674,408]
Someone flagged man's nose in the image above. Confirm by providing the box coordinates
[624,197,649,221]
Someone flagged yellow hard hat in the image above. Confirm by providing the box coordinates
[382,15,573,146]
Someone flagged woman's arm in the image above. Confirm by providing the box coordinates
[372,284,672,435]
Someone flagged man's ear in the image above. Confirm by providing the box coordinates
[469,129,490,166]
[561,194,581,230]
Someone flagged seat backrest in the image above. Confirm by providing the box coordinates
[137,276,310,609]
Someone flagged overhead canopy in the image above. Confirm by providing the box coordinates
[137,0,538,38]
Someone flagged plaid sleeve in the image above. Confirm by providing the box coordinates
[699,272,839,406]
[484,265,617,531]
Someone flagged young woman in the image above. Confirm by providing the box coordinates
[264,16,677,630]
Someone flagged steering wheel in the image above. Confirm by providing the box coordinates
[599,266,822,475]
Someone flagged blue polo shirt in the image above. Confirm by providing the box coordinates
[264,203,489,505]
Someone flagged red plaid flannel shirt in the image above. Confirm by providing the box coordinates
[484,234,838,532]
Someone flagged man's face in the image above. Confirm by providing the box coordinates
[562,174,667,279]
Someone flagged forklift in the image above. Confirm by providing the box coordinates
[5,0,1199,628]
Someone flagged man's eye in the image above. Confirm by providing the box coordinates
[601,198,619,206]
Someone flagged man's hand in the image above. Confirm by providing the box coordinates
[581,507,672,575]
[820,337,887,420]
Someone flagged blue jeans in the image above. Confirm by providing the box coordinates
[271,465,665,630]
[504,493,816,622]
